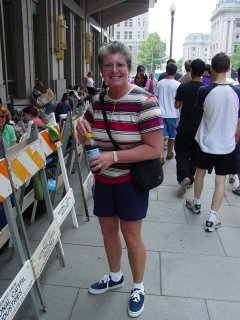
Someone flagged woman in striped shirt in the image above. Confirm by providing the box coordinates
[76,41,163,318]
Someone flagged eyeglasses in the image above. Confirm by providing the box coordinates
[103,63,127,70]
[0,115,6,119]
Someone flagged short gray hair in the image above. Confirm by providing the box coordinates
[98,41,132,71]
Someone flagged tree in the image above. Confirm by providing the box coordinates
[231,45,240,71]
[176,57,183,73]
[137,32,166,73]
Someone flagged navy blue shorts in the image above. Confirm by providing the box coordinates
[93,180,149,221]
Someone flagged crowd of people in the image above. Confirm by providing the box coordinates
[0,40,239,318]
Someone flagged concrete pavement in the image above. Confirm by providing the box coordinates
[1,156,240,320]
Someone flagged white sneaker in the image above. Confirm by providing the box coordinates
[205,220,221,232]
[186,198,201,214]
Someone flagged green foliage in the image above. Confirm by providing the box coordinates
[231,45,240,71]
[137,32,166,73]
[176,58,183,73]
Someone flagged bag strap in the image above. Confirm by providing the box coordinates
[99,90,121,151]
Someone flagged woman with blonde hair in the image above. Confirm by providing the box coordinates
[0,105,16,148]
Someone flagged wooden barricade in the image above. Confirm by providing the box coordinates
[50,111,94,221]
[0,121,78,320]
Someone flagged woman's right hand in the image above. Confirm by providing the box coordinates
[76,119,91,137]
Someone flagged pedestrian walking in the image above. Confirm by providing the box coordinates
[156,62,180,164]
[174,59,205,196]
[186,52,240,232]
[76,41,163,317]
[178,60,192,84]
[201,64,212,85]
[157,59,182,82]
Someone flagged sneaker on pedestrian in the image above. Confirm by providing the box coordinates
[128,288,145,318]
[186,198,201,214]
[205,219,221,232]
[232,186,240,196]
[166,152,174,160]
[177,177,190,196]
[89,274,124,294]
[228,175,236,184]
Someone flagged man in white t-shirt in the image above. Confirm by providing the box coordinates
[156,62,180,163]
[186,52,240,232]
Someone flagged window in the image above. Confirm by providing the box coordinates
[192,47,196,51]
[129,45,132,51]
[116,32,120,40]
[205,47,208,51]
[236,34,240,39]
[129,19,132,27]
[124,21,128,27]
[138,31,140,39]
[236,19,240,28]
[124,32,132,40]
[117,23,120,27]
[143,31,145,39]
[138,18,141,26]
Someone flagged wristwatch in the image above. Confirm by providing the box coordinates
[113,151,118,163]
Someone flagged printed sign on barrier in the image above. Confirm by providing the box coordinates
[54,188,75,227]
[0,260,35,320]
[30,220,61,279]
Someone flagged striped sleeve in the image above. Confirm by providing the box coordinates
[138,94,163,133]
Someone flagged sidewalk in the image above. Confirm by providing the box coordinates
[1,157,240,320]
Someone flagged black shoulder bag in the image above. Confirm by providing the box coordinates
[99,90,164,193]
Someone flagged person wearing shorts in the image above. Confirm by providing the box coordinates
[174,59,205,197]
[94,181,149,221]
[162,118,177,139]
[186,52,240,232]
[77,41,163,318]
[156,62,180,163]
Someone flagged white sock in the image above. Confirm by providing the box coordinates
[133,282,144,292]
[193,198,201,205]
[110,271,122,282]
[208,210,217,223]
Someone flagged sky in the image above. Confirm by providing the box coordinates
[149,0,218,60]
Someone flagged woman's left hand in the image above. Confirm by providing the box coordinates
[90,151,115,174]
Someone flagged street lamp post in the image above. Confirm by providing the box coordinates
[169,3,176,59]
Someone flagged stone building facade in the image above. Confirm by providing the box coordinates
[0,0,157,106]
[210,0,240,58]
[113,13,149,74]
[182,33,211,63]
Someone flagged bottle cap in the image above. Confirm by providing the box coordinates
[85,132,92,139]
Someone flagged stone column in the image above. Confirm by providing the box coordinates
[227,19,234,54]
[0,28,6,102]
[13,0,34,98]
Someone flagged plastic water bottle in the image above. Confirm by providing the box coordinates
[85,132,100,173]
